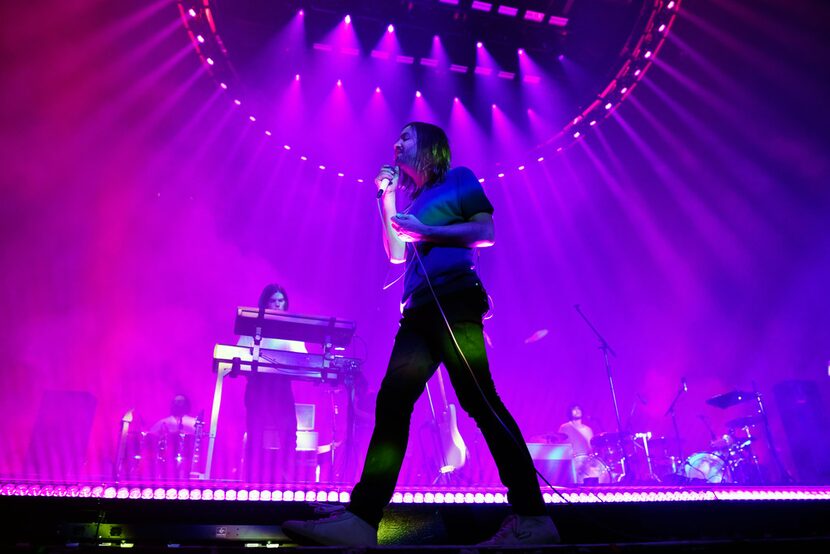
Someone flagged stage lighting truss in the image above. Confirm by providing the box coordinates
[177,0,682,184]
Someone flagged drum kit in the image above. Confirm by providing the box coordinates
[572,388,775,486]
[685,390,769,485]
[570,306,789,487]
[574,431,683,485]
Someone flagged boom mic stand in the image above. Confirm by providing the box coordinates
[574,304,630,480]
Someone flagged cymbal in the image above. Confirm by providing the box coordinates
[726,414,762,429]
[706,390,755,409]
[591,432,627,448]
[529,432,569,444]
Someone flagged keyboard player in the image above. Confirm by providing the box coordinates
[238,283,307,484]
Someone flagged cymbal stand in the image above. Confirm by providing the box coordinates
[574,304,628,480]
[664,378,687,464]
[730,426,761,484]
[634,431,657,481]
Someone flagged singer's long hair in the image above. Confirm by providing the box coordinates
[257,283,289,311]
[400,121,451,196]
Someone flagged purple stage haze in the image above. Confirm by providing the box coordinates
[0,0,828,488]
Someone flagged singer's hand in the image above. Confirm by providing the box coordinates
[390,213,428,242]
[375,165,399,195]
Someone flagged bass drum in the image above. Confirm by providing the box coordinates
[683,451,732,483]
[573,454,615,485]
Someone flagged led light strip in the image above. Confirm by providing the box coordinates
[4,481,830,503]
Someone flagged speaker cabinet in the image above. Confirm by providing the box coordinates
[773,379,830,484]
[24,390,97,480]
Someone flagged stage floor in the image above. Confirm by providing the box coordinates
[2,479,829,551]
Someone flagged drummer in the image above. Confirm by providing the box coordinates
[558,404,594,458]
[146,393,200,480]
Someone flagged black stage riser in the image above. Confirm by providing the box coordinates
[1,497,829,550]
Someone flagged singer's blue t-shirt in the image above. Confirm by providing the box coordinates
[401,166,494,308]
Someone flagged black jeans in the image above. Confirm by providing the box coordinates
[348,286,546,528]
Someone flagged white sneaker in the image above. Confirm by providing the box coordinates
[281,510,378,546]
[476,515,561,547]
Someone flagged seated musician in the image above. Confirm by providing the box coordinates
[149,393,198,436]
[146,393,199,480]
[558,404,595,482]
[238,283,307,484]
[558,404,594,456]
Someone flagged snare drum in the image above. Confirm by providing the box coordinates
[683,451,732,483]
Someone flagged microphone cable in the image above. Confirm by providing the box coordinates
[373,184,702,544]
[375,193,573,504]
[409,244,575,505]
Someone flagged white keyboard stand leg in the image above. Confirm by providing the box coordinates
[203,363,231,480]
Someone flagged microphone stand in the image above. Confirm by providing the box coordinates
[751,381,793,484]
[574,305,628,479]
[664,380,686,464]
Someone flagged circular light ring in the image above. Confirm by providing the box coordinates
[177,0,682,183]
[505,0,683,178]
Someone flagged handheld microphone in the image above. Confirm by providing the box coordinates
[376,177,391,198]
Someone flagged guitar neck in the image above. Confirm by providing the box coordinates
[435,366,450,412]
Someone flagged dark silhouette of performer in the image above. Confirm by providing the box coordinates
[282,122,559,547]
